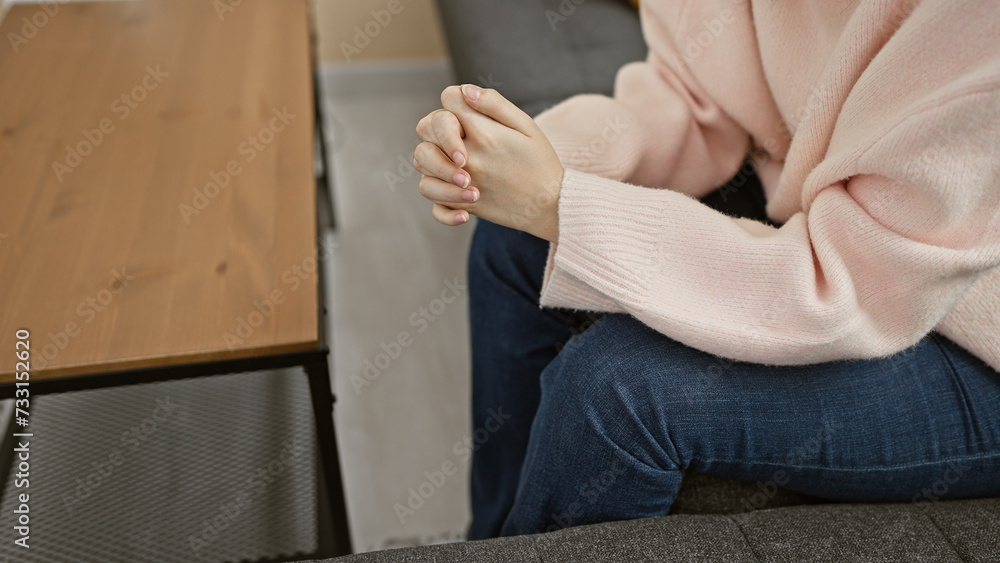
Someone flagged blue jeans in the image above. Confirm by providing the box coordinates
[467,215,1000,538]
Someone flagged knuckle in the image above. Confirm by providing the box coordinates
[441,85,461,106]
[438,117,458,138]
[416,116,433,138]
[415,142,432,162]
[432,111,449,131]
[482,88,501,105]
[478,129,497,149]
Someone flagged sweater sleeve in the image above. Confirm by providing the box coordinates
[532,1,750,198]
[540,89,1000,365]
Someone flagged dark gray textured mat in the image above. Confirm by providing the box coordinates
[0,369,318,562]
[319,499,1000,563]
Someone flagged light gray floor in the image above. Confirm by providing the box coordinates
[320,61,475,552]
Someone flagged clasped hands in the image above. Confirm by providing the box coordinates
[414,84,564,243]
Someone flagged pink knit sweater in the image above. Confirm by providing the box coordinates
[534,0,1000,370]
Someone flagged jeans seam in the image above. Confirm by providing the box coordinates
[930,335,986,450]
[701,451,1000,473]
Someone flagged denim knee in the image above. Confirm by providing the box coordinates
[538,315,690,469]
[468,220,550,286]
[542,314,692,396]
[540,314,761,465]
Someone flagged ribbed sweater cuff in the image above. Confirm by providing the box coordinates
[539,168,662,313]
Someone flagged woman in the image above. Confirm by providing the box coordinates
[413,0,1000,539]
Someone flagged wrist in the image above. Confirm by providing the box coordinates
[530,166,563,243]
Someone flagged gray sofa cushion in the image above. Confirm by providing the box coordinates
[319,498,1000,562]
[436,0,648,117]
[671,470,823,515]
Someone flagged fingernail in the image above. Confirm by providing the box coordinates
[455,212,468,223]
[461,84,481,103]
[462,189,478,202]
[453,172,470,189]
[453,152,466,167]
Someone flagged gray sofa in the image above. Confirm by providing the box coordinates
[322,0,1000,560]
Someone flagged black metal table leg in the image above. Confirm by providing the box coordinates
[305,354,352,556]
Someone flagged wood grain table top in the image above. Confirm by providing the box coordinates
[0,0,319,382]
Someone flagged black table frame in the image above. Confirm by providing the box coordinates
[0,20,351,560]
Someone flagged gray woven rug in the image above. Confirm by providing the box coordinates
[0,369,318,562]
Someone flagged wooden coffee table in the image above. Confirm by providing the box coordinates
[0,0,350,556]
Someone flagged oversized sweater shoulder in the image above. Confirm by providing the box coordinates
[534,0,1000,370]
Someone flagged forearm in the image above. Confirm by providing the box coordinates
[535,56,748,198]
[540,169,1000,365]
